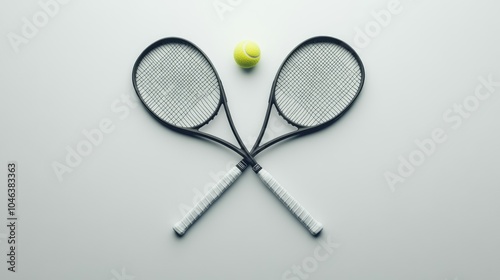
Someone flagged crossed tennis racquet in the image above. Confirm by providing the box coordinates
[132,36,365,236]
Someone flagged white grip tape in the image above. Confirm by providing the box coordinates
[173,166,242,235]
[257,168,323,235]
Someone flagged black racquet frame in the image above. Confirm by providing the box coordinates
[132,37,257,167]
[247,36,365,166]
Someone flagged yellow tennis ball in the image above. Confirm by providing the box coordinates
[233,40,261,68]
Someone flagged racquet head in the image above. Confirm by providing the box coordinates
[132,37,250,159]
[253,36,365,154]
[133,37,224,130]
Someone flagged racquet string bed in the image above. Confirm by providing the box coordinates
[275,42,363,127]
[135,43,221,128]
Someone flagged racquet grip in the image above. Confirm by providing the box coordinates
[256,168,323,235]
[173,166,243,236]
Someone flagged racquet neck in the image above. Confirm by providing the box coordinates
[221,98,257,167]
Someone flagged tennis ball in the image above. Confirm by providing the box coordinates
[233,40,261,68]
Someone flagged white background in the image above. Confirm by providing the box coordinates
[1,0,500,279]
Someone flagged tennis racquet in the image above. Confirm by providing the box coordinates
[132,37,322,235]
[171,37,366,235]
